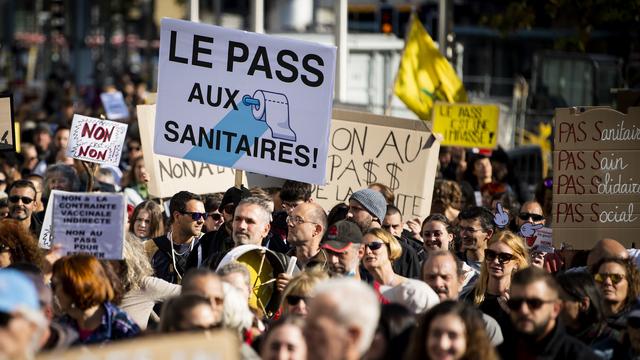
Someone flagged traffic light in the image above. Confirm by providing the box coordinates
[379,5,395,34]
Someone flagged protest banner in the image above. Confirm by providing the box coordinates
[100,90,130,120]
[153,18,336,185]
[432,102,500,149]
[0,95,16,151]
[553,107,640,248]
[36,331,239,360]
[37,190,75,249]
[138,104,245,198]
[67,114,128,167]
[312,109,441,217]
[52,192,126,259]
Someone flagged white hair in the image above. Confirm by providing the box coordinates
[221,282,253,333]
[312,278,380,355]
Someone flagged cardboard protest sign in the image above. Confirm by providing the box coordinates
[311,109,441,217]
[67,114,128,166]
[38,190,75,249]
[0,95,16,151]
[36,331,239,360]
[432,102,499,149]
[100,91,130,120]
[138,104,245,198]
[553,107,640,248]
[153,18,336,185]
[52,192,126,259]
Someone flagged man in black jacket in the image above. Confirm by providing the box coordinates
[498,267,599,360]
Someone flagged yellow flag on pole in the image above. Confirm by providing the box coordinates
[394,16,467,120]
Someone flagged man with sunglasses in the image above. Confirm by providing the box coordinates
[499,267,598,359]
[147,191,207,284]
[7,179,41,237]
[516,201,546,228]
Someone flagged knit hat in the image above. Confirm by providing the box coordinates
[382,279,440,315]
[350,189,387,222]
[321,220,363,253]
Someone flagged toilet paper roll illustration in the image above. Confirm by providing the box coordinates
[242,90,297,141]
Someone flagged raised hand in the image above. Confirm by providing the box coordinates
[493,202,509,228]
[519,222,543,237]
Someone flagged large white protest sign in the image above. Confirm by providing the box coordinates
[138,104,245,198]
[154,18,336,185]
[67,114,128,166]
[100,91,130,120]
[38,190,76,249]
[52,192,126,259]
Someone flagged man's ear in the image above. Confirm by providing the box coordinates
[313,223,323,237]
[579,297,590,312]
[486,228,495,239]
[261,222,271,238]
[346,326,362,353]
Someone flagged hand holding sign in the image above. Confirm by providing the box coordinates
[493,202,509,229]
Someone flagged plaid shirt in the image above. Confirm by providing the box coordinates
[60,302,140,345]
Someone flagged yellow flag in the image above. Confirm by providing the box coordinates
[394,16,467,120]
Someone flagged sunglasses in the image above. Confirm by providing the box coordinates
[286,295,308,306]
[506,297,555,311]
[518,212,545,222]
[8,196,34,204]
[222,204,236,214]
[365,242,385,251]
[0,312,11,327]
[594,273,626,285]
[484,249,515,264]
[0,179,6,184]
[180,211,208,221]
[208,212,222,221]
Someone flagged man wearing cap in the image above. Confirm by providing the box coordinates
[0,269,48,359]
[322,220,367,280]
[347,189,421,279]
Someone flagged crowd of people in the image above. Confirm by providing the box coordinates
[1,83,639,360]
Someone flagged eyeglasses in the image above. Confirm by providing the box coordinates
[286,295,308,306]
[0,179,6,184]
[208,212,222,221]
[223,203,236,215]
[0,245,10,253]
[8,196,34,204]
[594,273,626,285]
[0,312,11,327]
[518,212,545,222]
[506,297,556,311]
[180,211,208,221]
[286,215,317,227]
[365,242,385,251]
[484,249,515,264]
[460,227,483,234]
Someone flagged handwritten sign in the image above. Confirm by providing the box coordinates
[67,114,128,166]
[52,192,126,259]
[432,102,499,149]
[0,95,16,151]
[153,18,336,184]
[38,190,73,249]
[100,91,130,120]
[553,107,640,248]
[311,109,441,217]
[137,104,245,198]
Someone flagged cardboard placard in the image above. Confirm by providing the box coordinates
[0,95,16,151]
[38,190,73,249]
[36,331,239,360]
[153,18,336,185]
[52,192,126,259]
[311,109,440,217]
[432,102,499,149]
[100,91,130,120]
[138,104,245,198]
[67,114,128,166]
[552,107,640,248]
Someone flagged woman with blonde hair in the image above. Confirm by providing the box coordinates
[468,230,529,331]
[363,228,407,290]
[280,267,328,318]
[113,233,180,329]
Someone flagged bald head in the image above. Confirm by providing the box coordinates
[587,238,628,266]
